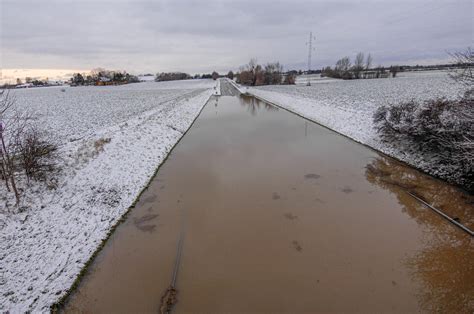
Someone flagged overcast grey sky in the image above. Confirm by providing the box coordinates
[1,0,472,75]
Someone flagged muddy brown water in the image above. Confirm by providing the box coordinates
[65,82,474,313]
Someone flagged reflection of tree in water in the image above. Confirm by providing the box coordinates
[366,157,474,313]
[406,235,473,313]
[239,95,278,116]
[366,157,473,229]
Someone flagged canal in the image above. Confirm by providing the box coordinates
[64,80,473,313]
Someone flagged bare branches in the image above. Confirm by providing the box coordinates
[448,47,474,87]
[0,90,21,203]
[236,59,290,86]
[365,53,373,70]
[374,97,474,191]
[353,52,365,78]
[0,90,15,116]
[0,90,58,208]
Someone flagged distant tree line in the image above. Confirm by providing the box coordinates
[321,52,401,80]
[0,77,64,89]
[154,72,223,81]
[71,68,139,86]
[319,52,472,80]
[235,59,295,86]
[155,72,191,82]
[14,77,55,87]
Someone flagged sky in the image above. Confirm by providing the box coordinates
[0,0,472,82]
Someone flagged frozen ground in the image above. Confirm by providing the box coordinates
[239,71,466,185]
[0,79,218,312]
[295,73,341,85]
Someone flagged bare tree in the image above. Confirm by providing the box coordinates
[0,91,20,204]
[365,53,373,70]
[449,47,473,87]
[264,62,283,85]
[335,57,352,78]
[353,52,365,79]
[0,90,58,208]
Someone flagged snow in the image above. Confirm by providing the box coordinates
[0,79,218,312]
[295,73,341,85]
[241,71,465,183]
[137,74,155,82]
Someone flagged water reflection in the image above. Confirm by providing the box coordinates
[365,157,473,230]
[365,157,474,313]
[239,95,278,115]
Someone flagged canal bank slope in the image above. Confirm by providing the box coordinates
[0,82,219,312]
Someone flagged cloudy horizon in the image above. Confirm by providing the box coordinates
[1,0,472,82]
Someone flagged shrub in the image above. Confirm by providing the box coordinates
[373,96,474,191]
[283,73,296,85]
[16,128,57,182]
[0,90,57,206]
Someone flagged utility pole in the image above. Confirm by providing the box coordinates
[306,32,316,86]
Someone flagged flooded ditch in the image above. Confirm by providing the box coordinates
[64,81,473,313]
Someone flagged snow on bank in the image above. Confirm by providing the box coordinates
[244,72,465,183]
[0,80,217,312]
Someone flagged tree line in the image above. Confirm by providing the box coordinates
[322,52,401,79]
[235,59,296,86]
[70,68,139,86]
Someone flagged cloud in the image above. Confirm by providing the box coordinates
[1,0,472,74]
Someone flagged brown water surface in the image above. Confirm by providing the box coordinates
[65,81,474,313]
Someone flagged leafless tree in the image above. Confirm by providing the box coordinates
[0,90,20,203]
[449,47,473,88]
[365,53,373,70]
[1,90,58,208]
[263,62,283,85]
[353,52,365,79]
[335,57,352,78]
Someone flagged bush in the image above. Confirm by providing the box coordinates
[16,128,57,182]
[283,73,296,85]
[1,90,57,206]
[373,96,474,191]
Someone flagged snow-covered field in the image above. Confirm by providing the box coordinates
[242,71,465,184]
[295,73,341,85]
[0,79,218,311]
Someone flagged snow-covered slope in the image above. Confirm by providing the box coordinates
[0,79,218,312]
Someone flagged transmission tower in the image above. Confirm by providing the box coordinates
[306,32,316,86]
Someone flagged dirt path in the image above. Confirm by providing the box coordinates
[64,82,474,313]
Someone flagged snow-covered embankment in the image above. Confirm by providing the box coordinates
[0,80,218,311]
